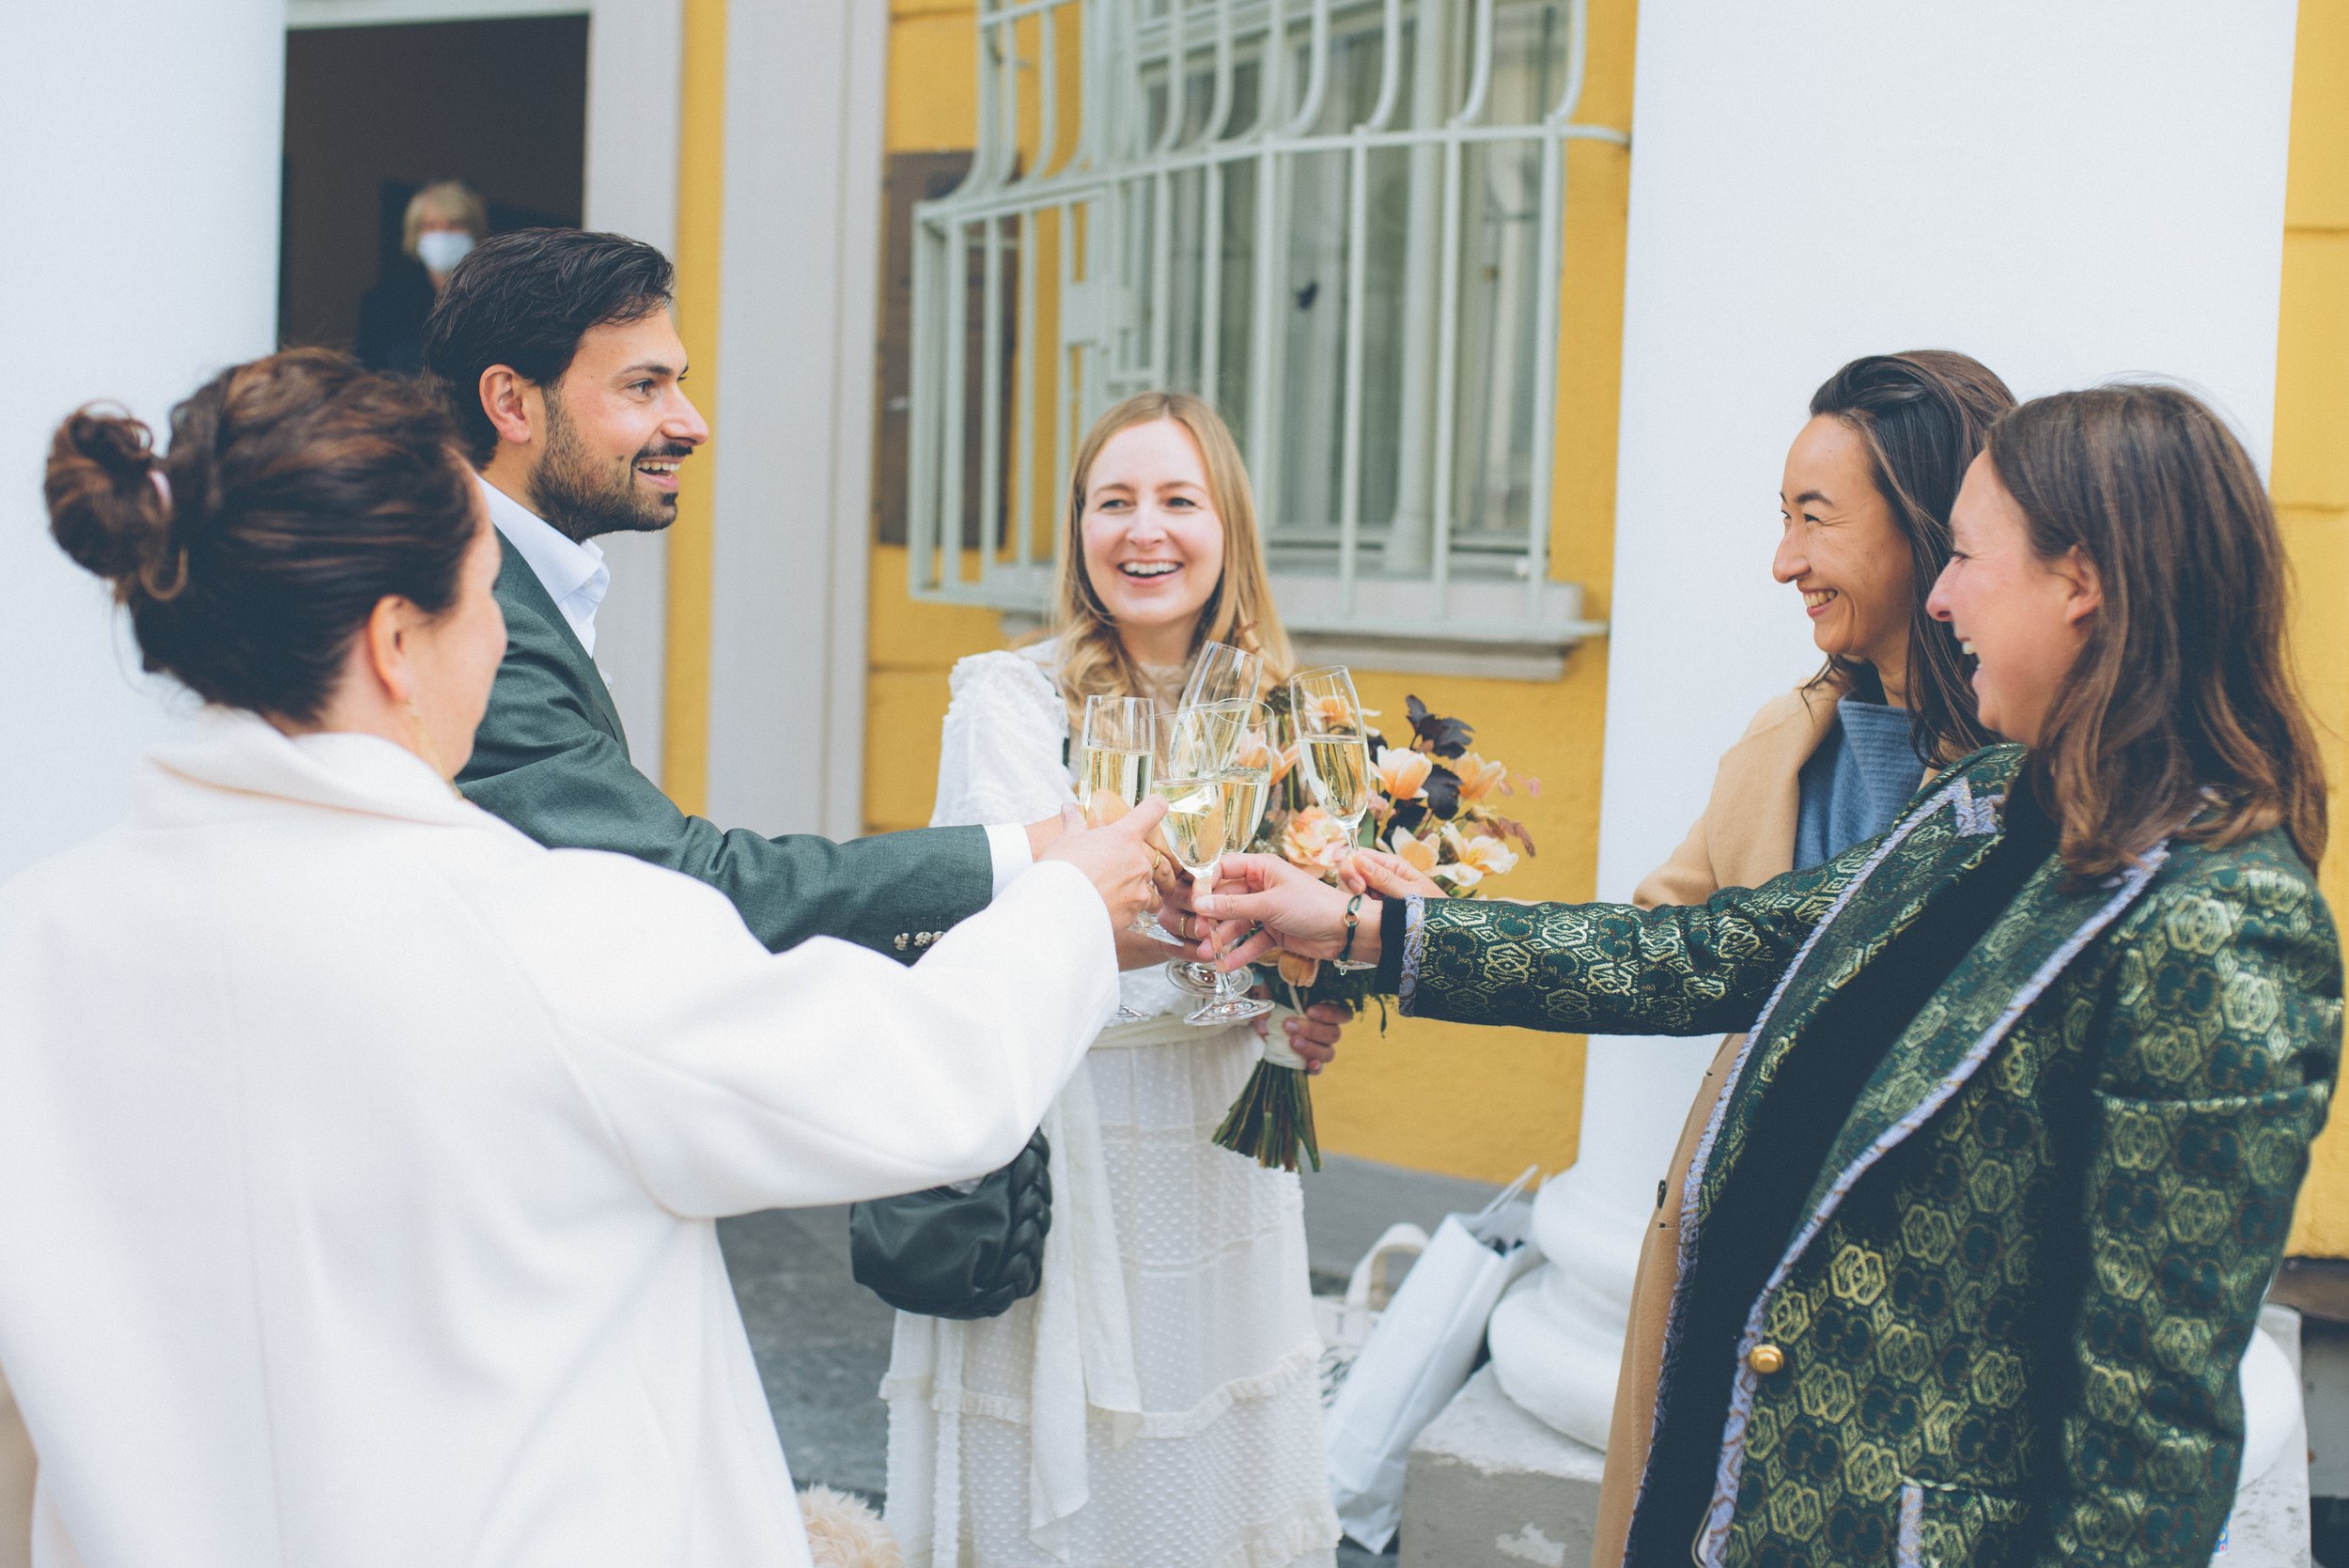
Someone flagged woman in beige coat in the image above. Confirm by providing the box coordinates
[1336,349,2014,1558]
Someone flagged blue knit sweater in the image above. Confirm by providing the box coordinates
[1791,697,1925,871]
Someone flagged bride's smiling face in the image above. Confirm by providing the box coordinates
[1080,418,1225,641]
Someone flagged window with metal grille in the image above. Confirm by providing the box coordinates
[903,0,1622,663]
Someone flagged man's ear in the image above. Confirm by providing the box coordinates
[478,365,537,449]
[2060,545,2104,628]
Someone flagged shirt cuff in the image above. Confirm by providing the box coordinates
[984,822,1034,898]
[1376,895,1425,1008]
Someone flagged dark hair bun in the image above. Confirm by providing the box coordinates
[40,351,477,723]
[45,407,179,597]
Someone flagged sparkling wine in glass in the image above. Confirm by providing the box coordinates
[1156,773,1228,888]
[1167,702,1273,1008]
[1182,755,1276,1025]
[1292,666,1375,972]
[1077,695,1157,825]
[1291,666,1373,841]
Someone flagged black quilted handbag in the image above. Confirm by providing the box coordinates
[848,1129,1051,1320]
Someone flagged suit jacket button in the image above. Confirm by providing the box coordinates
[1748,1343,1785,1375]
[894,934,910,951]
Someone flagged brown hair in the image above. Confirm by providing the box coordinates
[46,349,479,723]
[1045,391,1293,717]
[1988,382,2327,876]
[1807,349,2015,763]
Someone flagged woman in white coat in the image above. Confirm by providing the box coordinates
[0,350,1164,1568]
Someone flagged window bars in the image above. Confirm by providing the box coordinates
[905,0,1624,647]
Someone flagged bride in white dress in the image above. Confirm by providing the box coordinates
[883,394,1352,1568]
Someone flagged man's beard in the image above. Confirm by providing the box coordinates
[527,393,689,543]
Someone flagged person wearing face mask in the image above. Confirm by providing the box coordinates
[1197,381,2340,1568]
[355,179,487,374]
[880,393,1349,1568]
[0,351,1166,1567]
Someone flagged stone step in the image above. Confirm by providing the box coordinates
[1400,1366,1604,1568]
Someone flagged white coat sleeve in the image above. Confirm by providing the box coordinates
[497,847,1120,1218]
[930,651,1074,831]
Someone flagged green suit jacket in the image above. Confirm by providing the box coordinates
[459,535,993,960]
[1402,746,2341,1568]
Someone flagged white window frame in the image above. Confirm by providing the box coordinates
[905,0,1622,672]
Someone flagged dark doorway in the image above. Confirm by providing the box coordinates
[279,14,588,356]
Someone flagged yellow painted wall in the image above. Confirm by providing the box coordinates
[2278,0,2349,1258]
[661,0,728,815]
[866,0,1638,1184]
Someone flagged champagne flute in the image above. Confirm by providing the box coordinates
[1291,666,1372,842]
[1166,702,1273,1005]
[1179,706,1276,1024]
[1077,695,1157,826]
[1078,701,1177,1022]
[1291,667,1375,970]
[1111,706,1192,950]
[1154,770,1229,970]
[1181,641,1263,710]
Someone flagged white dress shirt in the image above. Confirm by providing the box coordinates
[479,476,610,656]
[477,475,1033,892]
[0,712,1118,1568]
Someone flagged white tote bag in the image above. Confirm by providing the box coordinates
[1322,1168,1544,1550]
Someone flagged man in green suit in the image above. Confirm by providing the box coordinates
[423,228,1097,958]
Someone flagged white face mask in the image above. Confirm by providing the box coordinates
[416,230,474,275]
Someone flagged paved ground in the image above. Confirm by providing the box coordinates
[716,1155,1494,1564]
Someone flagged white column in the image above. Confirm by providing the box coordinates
[0,0,286,884]
[1489,0,2300,1451]
[582,0,685,778]
[702,0,888,839]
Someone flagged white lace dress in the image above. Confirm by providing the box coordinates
[882,644,1340,1568]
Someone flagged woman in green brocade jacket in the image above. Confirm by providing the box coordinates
[1195,383,2341,1568]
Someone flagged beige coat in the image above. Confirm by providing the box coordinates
[1589,682,1840,1567]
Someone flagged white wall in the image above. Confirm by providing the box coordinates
[1498,0,2301,1449]
[1598,0,2298,908]
[581,0,683,777]
[702,0,888,838]
[0,0,287,881]
[1550,0,2300,1395]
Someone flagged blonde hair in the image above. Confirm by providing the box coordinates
[400,180,488,259]
[1045,392,1293,720]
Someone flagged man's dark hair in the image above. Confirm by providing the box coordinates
[423,228,676,467]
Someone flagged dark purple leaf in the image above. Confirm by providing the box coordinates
[1423,765,1462,819]
[1405,694,1473,758]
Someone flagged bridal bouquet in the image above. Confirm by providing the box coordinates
[1211,693,1538,1172]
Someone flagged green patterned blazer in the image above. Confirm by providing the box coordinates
[459,535,995,960]
[1401,746,2339,1568]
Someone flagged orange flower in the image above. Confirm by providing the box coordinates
[1387,823,1440,877]
[1268,742,1301,788]
[1453,753,1508,807]
[1374,746,1433,801]
[1305,694,1377,732]
[1279,806,1355,873]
